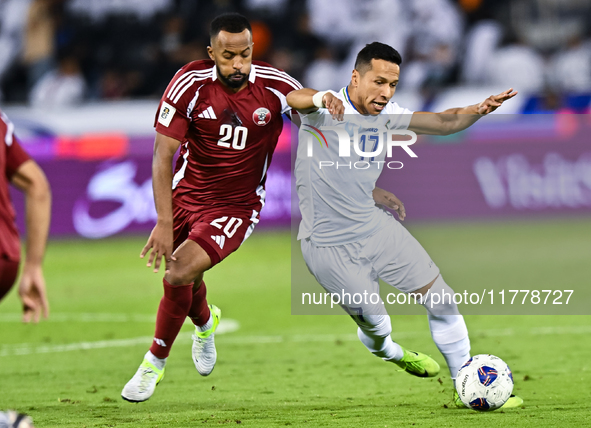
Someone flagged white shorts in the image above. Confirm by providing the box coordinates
[301,212,439,315]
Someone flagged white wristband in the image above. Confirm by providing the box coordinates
[312,90,336,109]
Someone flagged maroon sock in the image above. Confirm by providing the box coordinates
[149,279,193,359]
[187,281,211,327]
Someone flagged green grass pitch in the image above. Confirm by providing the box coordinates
[1,218,591,427]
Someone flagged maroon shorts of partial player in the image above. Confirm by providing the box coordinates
[172,204,259,267]
[0,257,20,301]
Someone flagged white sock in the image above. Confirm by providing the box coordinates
[358,328,405,361]
[383,339,405,361]
[355,314,404,361]
[197,313,213,332]
[421,276,471,379]
[145,351,166,370]
[437,336,471,382]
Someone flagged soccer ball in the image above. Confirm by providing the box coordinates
[455,354,514,411]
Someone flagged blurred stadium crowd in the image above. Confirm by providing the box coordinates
[0,0,590,108]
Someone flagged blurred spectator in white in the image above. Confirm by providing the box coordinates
[549,36,591,93]
[30,54,86,107]
[67,0,173,21]
[308,0,412,59]
[0,0,33,93]
[307,0,356,47]
[410,0,464,61]
[22,0,60,89]
[304,44,342,91]
[508,0,591,52]
[354,0,411,60]
[400,0,464,90]
[460,20,503,85]
[487,41,545,92]
[311,0,462,91]
[160,15,184,56]
[325,0,411,89]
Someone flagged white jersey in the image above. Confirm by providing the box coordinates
[295,86,413,246]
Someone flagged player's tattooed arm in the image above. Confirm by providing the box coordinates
[141,132,182,273]
[372,187,406,221]
[11,160,51,322]
[286,88,344,120]
[408,88,518,135]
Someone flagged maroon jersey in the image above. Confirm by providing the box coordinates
[0,110,31,262]
[154,60,301,212]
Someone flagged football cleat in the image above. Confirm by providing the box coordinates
[391,348,440,377]
[121,357,165,403]
[453,390,524,409]
[192,304,221,376]
[502,394,524,408]
[0,410,35,427]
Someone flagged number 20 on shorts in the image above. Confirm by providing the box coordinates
[210,216,244,238]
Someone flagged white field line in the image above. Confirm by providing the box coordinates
[1,320,591,358]
[0,313,158,323]
[0,319,240,357]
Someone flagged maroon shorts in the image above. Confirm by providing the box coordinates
[172,204,260,267]
[0,257,20,302]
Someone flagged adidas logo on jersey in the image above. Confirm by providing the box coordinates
[211,235,225,249]
[198,106,217,119]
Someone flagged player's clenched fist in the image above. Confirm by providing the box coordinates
[141,222,176,273]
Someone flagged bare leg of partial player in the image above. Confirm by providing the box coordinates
[122,240,215,402]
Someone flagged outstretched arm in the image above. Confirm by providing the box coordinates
[11,160,51,322]
[409,88,518,135]
[286,89,344,119]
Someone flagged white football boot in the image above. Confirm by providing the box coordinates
[121,353,165,402]
[192,304,221,376]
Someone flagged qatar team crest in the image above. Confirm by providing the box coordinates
[253,107,271,126]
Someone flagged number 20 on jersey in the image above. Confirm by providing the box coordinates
[218,124,248,150]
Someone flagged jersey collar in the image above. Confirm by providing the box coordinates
[249,64,257,83]
[343,86,359,113]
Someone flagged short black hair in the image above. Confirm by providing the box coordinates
[210,13,252,39]
[354,42,402,74]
